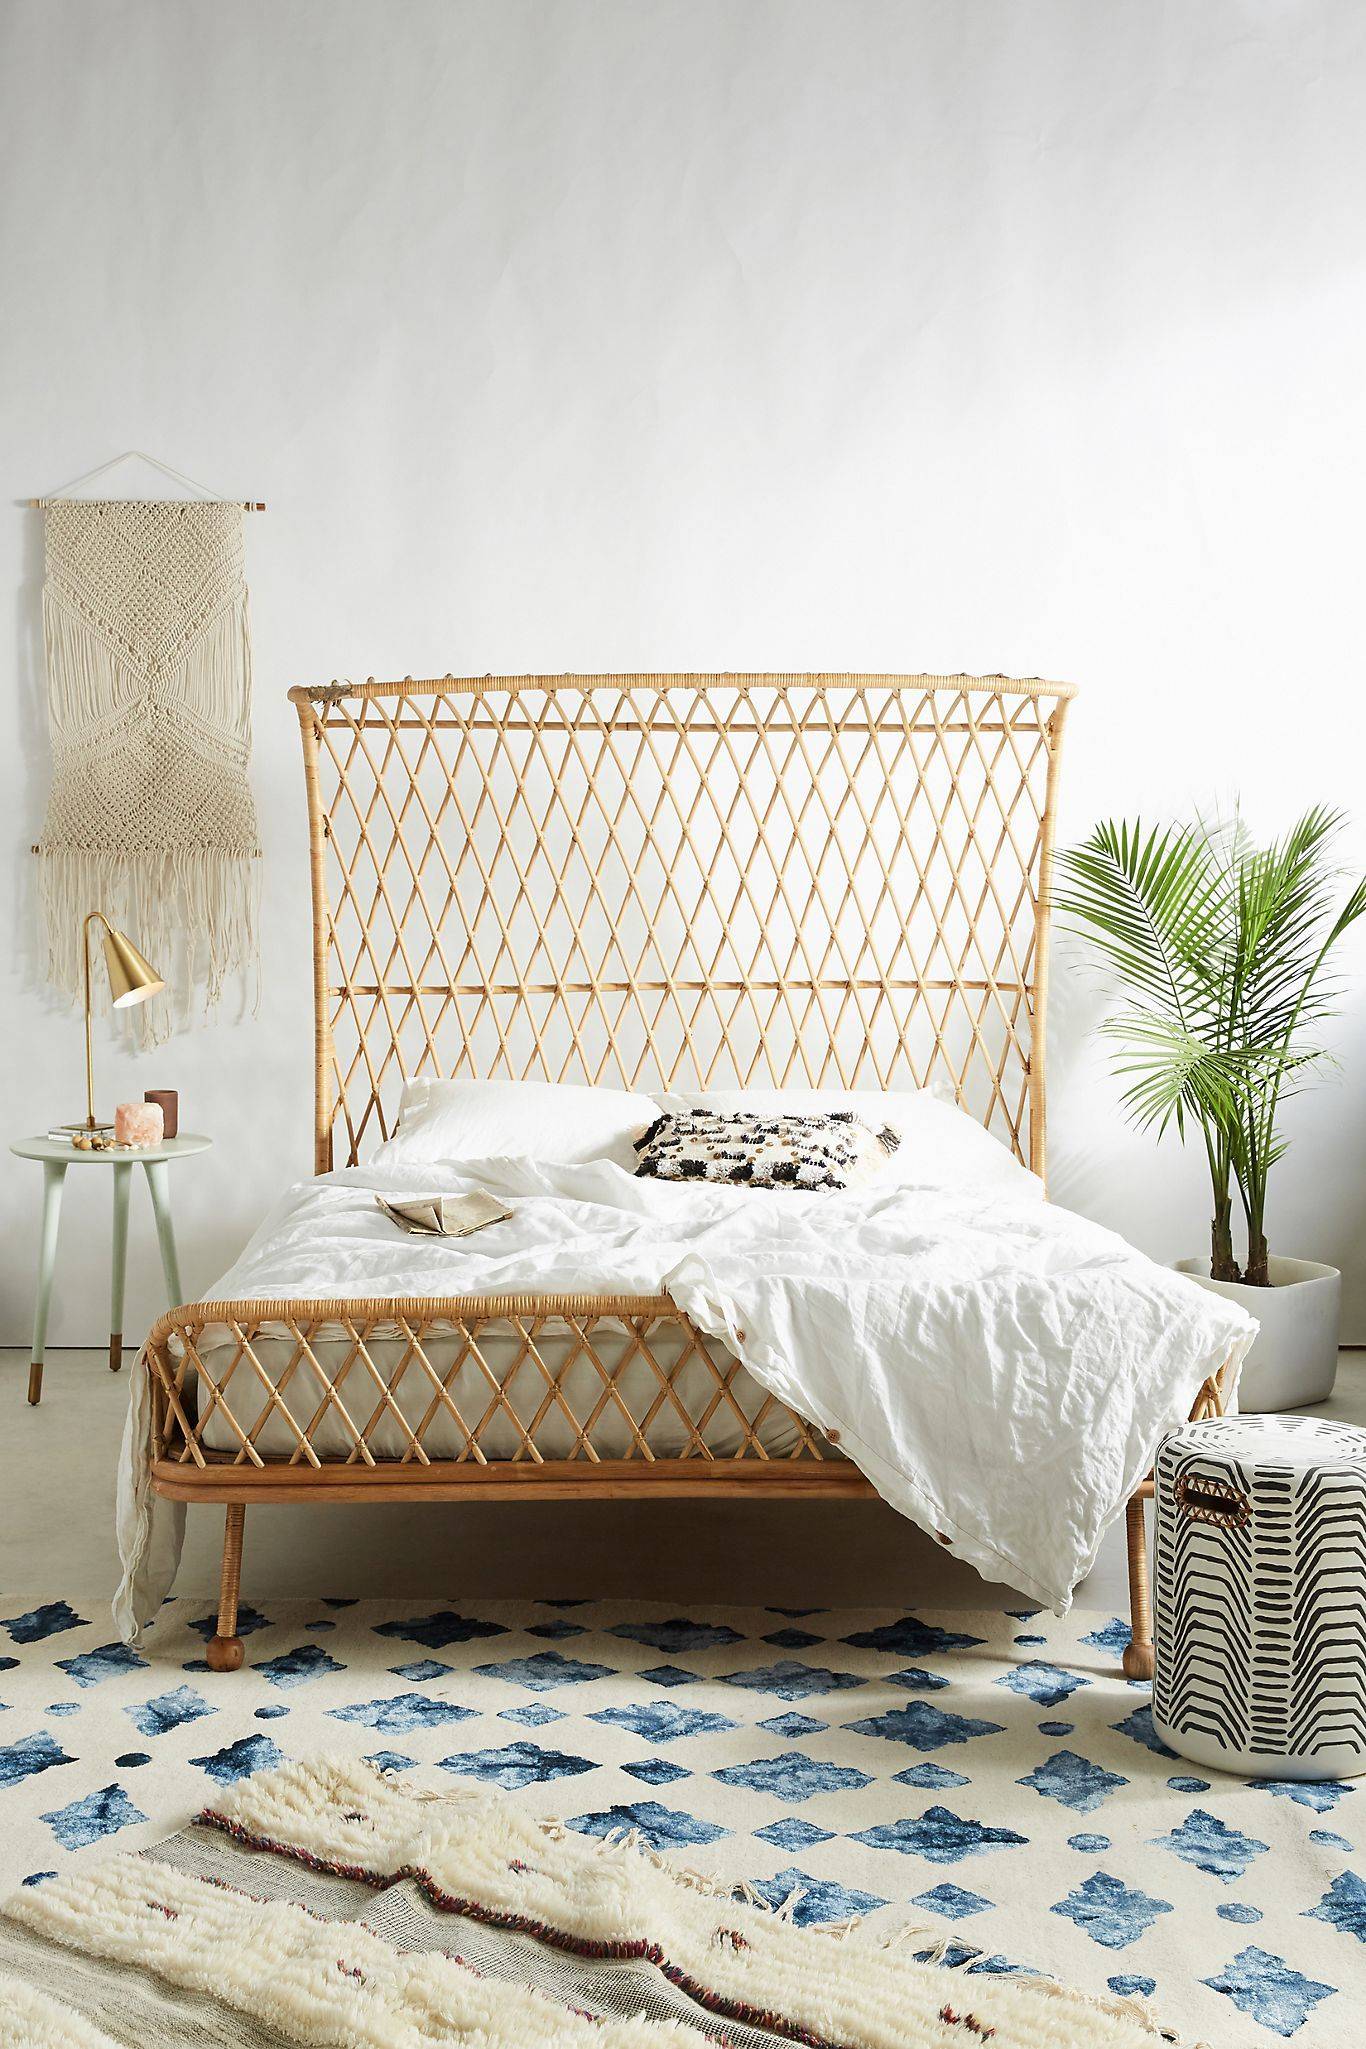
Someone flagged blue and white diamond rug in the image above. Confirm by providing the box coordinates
[0,1596,1359,2045]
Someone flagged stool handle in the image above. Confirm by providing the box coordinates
[1175,1472,1250,1529]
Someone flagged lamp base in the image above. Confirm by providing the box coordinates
[49,1121,116,1149]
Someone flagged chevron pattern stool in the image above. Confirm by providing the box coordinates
[1152,1413,1366,1782]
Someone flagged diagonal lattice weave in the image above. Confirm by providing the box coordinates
[146,1298,834,1474]
[291,674,1074,1176]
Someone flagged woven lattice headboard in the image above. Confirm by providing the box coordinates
[291,674,1074,1178]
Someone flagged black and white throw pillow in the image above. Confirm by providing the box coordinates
[634,1108,900,1190]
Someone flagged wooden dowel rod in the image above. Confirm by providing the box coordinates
[23,498,265,510]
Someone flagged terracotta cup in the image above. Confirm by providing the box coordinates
[144,1089,179,1139]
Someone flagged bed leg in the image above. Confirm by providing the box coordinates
[206,1503,246,1673]
[1122,1490,1155,1681]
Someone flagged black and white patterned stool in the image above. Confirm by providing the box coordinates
[1152,1414,1366,1781]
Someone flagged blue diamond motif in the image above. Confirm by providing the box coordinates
[190,1735,285,1785]
[1305,1870,1366,1943]
[438,1743,596,1789]
[592,1702,735,1744]
[500,1704,563,1727]
[125,1686,215,1738]
[623,1758,691,1785]
[1309,1830,1352,1851]
[748,1867,886,1926]
[188,1605,271,1640]
[526,1621,586,1639]
[610,1619,742,1653]
[887,1667,951,1693]
[1111,1705,1176,1757]
[329,1694,476,1732]
[1150,1808,1268,1884]
[1018,1750,1128,1815]
[42,1783,147,1849]
[755,1817,833,1850]
[374,1611,507,1649]
[474,1652,614,1691]
[995,1661,1087,1707]
[0,1732,73,1788]
[365,1751,415,1774]
[843,1701,1004,1752]
[893,1762,969,1790]
[4,1602,89,1643]
[1202,1947,1335,2037]
[854,1808,1027,1864]
[1251,1777,1353,1812]
[763,1629,823,1649]
[389,1660,453,1683]
[914,1883,992,1920]
[55,1643,148,1689]
[253,1645,345,1689]
[1107,1974,1156,1998]
[1218,1902,1263,1924]
[1081,1618,1132,1657]
[759,1712,828,1738]
[712,1751,870,1802]
[842,1618,985,1657]
[1051,1872,1173,1950]
[719,1660,864,1701]
[639,1665,699,1689]
[567,1802,727,1849]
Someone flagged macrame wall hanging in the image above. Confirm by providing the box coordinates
[32,454,265,1045]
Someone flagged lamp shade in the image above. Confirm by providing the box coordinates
[102,925,165,1007]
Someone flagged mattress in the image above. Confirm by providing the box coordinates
[193,1313,806,1462]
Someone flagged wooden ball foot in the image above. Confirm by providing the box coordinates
[27,1361,43,1405]
[206,1634,244,1673]
[1122,1641,1155,1682]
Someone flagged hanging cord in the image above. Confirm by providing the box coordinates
[26,449,264,509]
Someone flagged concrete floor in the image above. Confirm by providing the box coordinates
[3,1346,1363,1612]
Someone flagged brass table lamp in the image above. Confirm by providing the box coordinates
[60,911,166,1138]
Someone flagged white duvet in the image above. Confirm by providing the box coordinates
[114,1154,1256,1640]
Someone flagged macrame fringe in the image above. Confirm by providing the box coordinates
[38,845,259,1049]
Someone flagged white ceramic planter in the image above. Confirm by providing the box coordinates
[1176,1256,1341,1413]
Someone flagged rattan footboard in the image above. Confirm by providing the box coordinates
[144,1294,870,1503]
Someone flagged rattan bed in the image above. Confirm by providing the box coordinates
[141,673,1230,1675]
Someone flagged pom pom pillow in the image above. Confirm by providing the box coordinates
[634,1107,899,1190]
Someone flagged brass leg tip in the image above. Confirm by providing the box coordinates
[109,1333,122,1373]
[27,1363,42,1405]
[1122,1642,1155,1683]
[206,1635,244,1673]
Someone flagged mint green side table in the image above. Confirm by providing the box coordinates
[10,1133,212,1406]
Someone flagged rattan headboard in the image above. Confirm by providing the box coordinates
[290,674,1074,1179]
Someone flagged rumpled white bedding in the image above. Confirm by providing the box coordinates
[114,1156,1256,1641]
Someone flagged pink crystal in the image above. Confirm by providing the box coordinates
[115,1101,163,1148]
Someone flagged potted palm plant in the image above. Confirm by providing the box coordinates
[1056,806,1366,1412]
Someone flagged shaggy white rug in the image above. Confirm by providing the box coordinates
[0,1752,1177,2047]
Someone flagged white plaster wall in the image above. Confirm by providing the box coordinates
[2,0,1365,1352]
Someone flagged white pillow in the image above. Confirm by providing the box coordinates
[653,1088,1039,1197]
[371,1078,657,1170]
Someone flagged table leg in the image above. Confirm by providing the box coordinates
[143,1160,184,1305]
[109,1161,132,1372]
[28,1160,67,1405]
